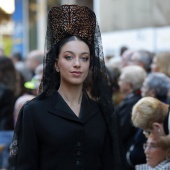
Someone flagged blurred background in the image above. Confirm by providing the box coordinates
[0,0,170,58]
[0,1,170,169]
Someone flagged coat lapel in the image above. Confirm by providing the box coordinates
[48,91,99,124]
[79,93,99,124]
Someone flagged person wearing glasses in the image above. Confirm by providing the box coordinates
[131,96,170,149]
[135,134,170,169]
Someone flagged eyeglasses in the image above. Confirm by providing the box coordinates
[143,143,159,150]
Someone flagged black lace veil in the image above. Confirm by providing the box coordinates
[39,5,106,98]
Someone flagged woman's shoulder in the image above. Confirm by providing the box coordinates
[135,164,151,170]
[160,159,170,169]
[135,160,170,170]
[22,93,52,110]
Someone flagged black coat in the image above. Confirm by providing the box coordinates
[14,91,114,170]
[115,92,142,170]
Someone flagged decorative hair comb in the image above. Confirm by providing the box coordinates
[48,5,96,45]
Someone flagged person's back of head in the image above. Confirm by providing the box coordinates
[120,46,128,57]
[132,50,154,73]
[9,52,32,82]
[131,96,169,130]
[0,56,17,90]
[35,63,43,76]
[121,49,134,68]
[153,52,170,77]
[142,72,170,102]
[120,65,147,92]
[26,50,44,74]
[10,52,23,63]
[0,56,24,97]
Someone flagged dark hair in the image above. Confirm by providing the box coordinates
[39,35,94,96]
[120,46,128,56]
[11,52,22,61]
[39,35,109,101]
[0,56,17,93]
[53,36,91,60]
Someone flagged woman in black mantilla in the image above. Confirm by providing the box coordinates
[9,5,122,170]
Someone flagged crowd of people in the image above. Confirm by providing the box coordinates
[0,4,170,170]
[105,47,170,169]
[0,49,44,169]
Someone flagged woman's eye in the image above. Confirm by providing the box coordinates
[65,55,73,60]
[81,56,89,61]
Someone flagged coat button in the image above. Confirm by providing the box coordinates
[76,160,80,165]
[77,142,81,146]
[77,151,81,155]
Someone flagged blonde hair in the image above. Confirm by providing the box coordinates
[121,65,146,91]
[155,52,170,77]
[131,97,169,129]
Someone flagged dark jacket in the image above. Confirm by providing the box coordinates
[0,84,15,130]
[115,91,142,170]
[126,128,146,168]
[13,91,115,170]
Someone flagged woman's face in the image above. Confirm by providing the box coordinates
[144,136,168,168]
[118,73,131,95]
[141,79,153,97]
[151,57,159,72]
[56,40,90,86]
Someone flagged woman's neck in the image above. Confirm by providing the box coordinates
[58,84,83,105]
[58,84,83,117]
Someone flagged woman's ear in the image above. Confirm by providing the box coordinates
[55,60,59,72]
[152,122,165,136]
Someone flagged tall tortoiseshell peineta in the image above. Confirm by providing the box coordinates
[48,5,96,46]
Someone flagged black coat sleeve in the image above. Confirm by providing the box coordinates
[16,104,40,170]
[126,129,147,168]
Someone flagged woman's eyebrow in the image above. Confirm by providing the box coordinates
[64,51,73,54]
[64,51,90,55]
[81,52,89,55]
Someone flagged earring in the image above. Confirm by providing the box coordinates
[158,129,161,133]
[56,67,59,72]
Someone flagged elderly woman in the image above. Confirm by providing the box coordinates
[131,50,154,74]
[141,72,170,103]
[126,73,170,169]
[115,65,147,169]
[135,134,170,169]
[132,97,170,149]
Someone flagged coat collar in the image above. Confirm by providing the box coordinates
[48,91,99,124]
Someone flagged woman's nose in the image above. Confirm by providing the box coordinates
[144,147,150,154]
[74,57,81,67]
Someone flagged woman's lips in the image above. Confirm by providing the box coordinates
[71,71,82,76]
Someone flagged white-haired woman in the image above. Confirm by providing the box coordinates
[115,65,147,169]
